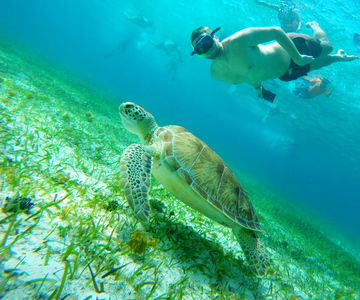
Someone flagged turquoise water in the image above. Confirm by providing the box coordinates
[1,0,360,298]
[4,0,358,245]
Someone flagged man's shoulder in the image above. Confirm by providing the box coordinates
[225,30,249,43]
[222,33,250,52]
[224,28,269,48]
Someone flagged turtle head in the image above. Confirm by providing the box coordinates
[119,102,158,142]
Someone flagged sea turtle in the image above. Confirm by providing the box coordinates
[119,102,270,277]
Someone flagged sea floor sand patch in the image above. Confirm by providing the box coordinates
[0,39,359,299]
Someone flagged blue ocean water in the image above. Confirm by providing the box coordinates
[0,0,359,249]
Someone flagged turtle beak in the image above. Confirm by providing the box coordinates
[119,102,137,119]
[119,102,131,115]
[119,105,124,116]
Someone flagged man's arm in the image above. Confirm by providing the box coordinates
[303,76,317,83]
[325,87,333,97]
[236,27,314,66]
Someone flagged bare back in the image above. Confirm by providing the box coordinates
[210,33,291,85]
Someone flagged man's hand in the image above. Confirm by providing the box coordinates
[254,84,276,103]
[255,86,264,98]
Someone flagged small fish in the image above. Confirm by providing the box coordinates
[353,32,360,52]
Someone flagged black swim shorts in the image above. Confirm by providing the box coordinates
[279,33,322,82]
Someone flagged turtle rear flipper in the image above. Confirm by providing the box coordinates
[233,227,270,278]
[120,144,152,221]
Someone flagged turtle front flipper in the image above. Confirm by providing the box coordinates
[120,144,152,222]
[232,227,270,278]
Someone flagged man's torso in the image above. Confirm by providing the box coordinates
[210,35,291,85]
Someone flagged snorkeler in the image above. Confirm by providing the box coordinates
[254,0,302,33]
[190,22,358,103]
[152,39,183,61]
[151,39,183,81]
[123,12,155,30]
[353,32,360,52]
[293,76,333,99]
[167,59,178,81]
[104,33,133,58]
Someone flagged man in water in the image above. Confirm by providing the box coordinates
[190,22,358,102]
[152,39,183,81]
[293,76,333,99]
[152,39,183,61]
[254,0,302,33]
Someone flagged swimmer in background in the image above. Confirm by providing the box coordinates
[262,105,283,122]
[104,33,133,58]
[152,39,183,62]
[167,59,179,81]
[104,12,155,58]
[262,105,297,122]
[293,76,334,99]
[353,32,360,52]
[254,0,302,33]
[152,39,183,81]
[123,12,155,30]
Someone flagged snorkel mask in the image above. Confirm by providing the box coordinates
[190,27,221,57]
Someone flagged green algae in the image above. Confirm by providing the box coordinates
[127,230,157,255]
[2,195,34,214]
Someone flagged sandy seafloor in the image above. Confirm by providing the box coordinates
[0,37,360,300]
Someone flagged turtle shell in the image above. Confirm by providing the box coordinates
[155,125,262,232]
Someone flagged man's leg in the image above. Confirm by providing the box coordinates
[306,21,329,41]
[306,21,359,71]
[310,50,359,71]
[306,21,333,57]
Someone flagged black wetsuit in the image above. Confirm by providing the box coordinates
[279,33,322,82]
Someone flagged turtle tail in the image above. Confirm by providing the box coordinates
[232,227,270,278]
[120,144,152,222]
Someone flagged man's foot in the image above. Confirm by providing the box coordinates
[306,21,319,29]
[337,49,359,61]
